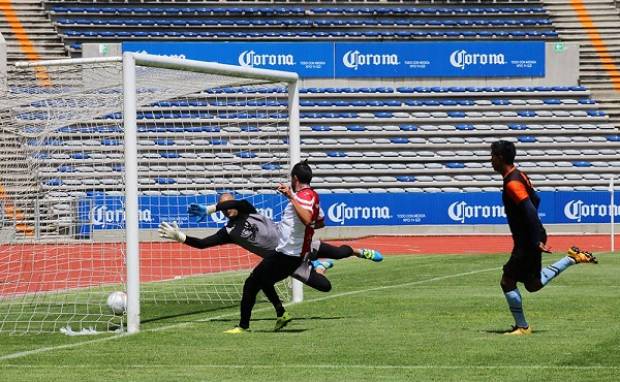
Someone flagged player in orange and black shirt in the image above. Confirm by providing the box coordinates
[491,140,598,336]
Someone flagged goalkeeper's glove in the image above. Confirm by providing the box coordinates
[187,203,217,222]
[158,221,186,243]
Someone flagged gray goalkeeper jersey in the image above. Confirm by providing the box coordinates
[225,213,279,258]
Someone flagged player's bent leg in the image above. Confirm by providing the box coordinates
[316,242,354,260]
[524,278,543,293]
[304,269,332,292]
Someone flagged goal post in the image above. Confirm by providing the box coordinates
[120,52,302,333]
[1,53,301,334]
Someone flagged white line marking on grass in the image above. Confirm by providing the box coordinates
[2,364,618,370]
[0,266,498,362]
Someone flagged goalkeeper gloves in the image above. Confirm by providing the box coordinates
[158,221,186,243]
[187,203,217,222]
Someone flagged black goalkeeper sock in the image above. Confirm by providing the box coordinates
[275,305,286,318]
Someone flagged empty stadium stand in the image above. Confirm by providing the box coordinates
[544,0,620,127]
[16,85,620,198]
[44,0,559,57]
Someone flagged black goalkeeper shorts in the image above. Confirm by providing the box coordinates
[502,247,542,283]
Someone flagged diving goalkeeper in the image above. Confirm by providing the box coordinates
[158,193,382,330]
[159,193,382,291]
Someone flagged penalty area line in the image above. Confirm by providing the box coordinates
[0,266,498,362]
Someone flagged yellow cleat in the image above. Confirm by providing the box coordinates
[224,326,249,334]
[274,311,293,332]
[567,246,598,264]
[504,326,533,336]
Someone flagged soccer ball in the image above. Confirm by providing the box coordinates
[106,291,127,315]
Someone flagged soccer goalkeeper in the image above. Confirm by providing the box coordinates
[159,192,382,331]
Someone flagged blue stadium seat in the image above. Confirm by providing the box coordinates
[152,138,175,146]
[327,151,347,158]
[346,125,366,132]
[445,163,465,169]
[518,136,537,143]
[45,178,63,187]
[160,152,180,159]
[396,176,416,182]
[390,137,409,144]
[155,177,176,185]
[262,163,281,171]
[311,125,332,132]
[400,124,417,131]
[572,161,592,167]
[236,151,257,159]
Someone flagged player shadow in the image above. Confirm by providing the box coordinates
[141,304,239,325]
[252,328,308,333]
[208,315,346,323]
[483,329,548,334]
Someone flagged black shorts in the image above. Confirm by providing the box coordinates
[502,247,542,283]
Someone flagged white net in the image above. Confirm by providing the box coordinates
[0,58,293,333]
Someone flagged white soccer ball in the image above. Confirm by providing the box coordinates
[106,291,127,315]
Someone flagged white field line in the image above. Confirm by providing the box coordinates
[2,364,619,370]
[0,266,498,361]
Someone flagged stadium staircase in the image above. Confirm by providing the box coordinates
[544,0,620,129]
[0,0,67,62]
[1,0,69,239]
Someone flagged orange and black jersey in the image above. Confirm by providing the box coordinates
[502,167,547,250]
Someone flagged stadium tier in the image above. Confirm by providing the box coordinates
[15,85,619,200]
[44,0,558,55]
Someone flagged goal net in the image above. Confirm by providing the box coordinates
[0,54,300,333]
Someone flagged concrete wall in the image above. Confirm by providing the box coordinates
[81,42,122,58]
[83,41,579,88]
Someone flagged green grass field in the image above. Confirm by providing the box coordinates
[1,252,618,382]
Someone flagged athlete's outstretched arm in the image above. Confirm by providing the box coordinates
[216,199,257,214]
[184,228,232,249]
[159,222,232,249]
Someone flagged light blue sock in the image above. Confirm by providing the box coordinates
[504,288,528,328]
[540,256,575,286]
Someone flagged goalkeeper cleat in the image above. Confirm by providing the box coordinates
[311,259,334,271]
[224,326,249,335]
[567,246,598,264]
[274,312,293,332]
[504,325,532,336]
[359,249,383,262]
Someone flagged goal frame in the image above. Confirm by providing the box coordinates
[14,52,301,334]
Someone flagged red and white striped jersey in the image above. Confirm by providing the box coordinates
[276,187,320,257]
